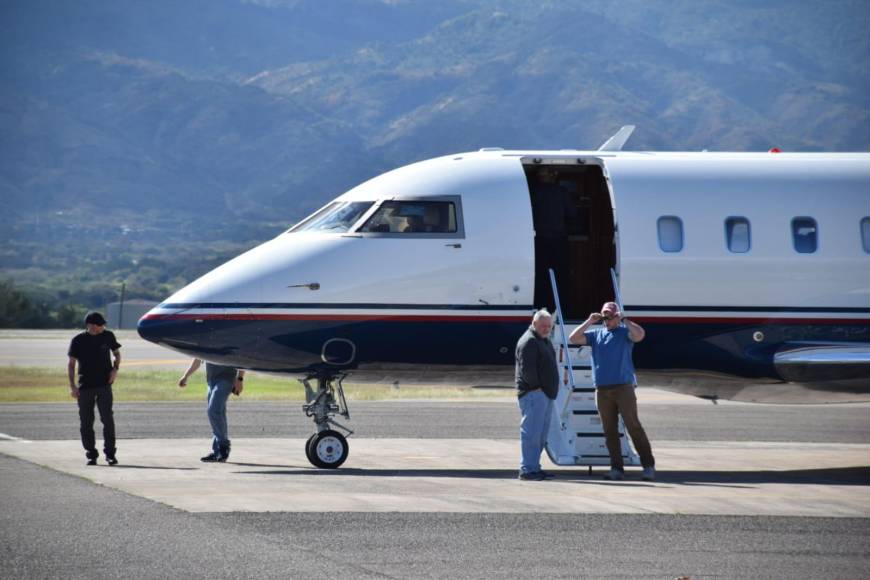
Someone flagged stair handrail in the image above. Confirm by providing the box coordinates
[547,269,577,428]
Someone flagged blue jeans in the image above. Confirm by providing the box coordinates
[206,378,234,454]
[518,390,554,474]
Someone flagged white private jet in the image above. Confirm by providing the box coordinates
[139,127,870,468]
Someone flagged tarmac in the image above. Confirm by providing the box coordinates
[0,437,867,517]
[1,329,869,577]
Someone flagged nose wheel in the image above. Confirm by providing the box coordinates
[306,430,349,469]
[301,375,353,469]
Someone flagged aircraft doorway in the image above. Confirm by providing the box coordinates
[523,161,616,321]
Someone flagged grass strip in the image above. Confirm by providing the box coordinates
[0,366,508,403]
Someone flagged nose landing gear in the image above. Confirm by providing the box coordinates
[301,374,353,469]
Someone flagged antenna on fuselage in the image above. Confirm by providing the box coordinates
[597,125,636,151]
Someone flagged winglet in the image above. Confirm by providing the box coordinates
[597,125,636,151]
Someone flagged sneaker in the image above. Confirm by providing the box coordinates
[106,456,118,466]
[217,441,231,463]
[642,467,656,481]
[86,458,97,466]
[201,453,219,462]
[603,468,624,481]
[518,471,546,481]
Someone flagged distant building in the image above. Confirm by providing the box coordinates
[107,299,157,330]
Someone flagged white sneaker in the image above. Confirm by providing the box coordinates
[603,468,624,481]
[642,467,656,481]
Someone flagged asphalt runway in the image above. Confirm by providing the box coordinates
[2,398,869,443]
[0,329,189,370]
[3,453,867,579]
[2,330,870,577]
[2,398,870,578]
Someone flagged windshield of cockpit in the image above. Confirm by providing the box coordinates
[288,201,374,233]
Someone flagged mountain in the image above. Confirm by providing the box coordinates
[1,0,869,319]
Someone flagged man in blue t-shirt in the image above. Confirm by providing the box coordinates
[569,302,655,481]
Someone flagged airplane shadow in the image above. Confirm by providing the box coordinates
[235,465,870,486]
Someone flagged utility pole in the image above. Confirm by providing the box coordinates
[118,282,126,330]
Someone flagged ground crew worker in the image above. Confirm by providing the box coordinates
[570,302,655,481]
[515,308,560,480]
[67,311,121,466]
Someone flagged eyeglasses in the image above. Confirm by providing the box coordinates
[600,313,618,321]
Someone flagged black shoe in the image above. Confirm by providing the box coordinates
[518,471,546,481]
[86,458,97,466]
[201,453,219,462]
[217,441,231,463]
[604,468,625,481]
[106,456,118,466]
[537,470,556,479]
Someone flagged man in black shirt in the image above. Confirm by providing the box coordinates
[67,312,122,465]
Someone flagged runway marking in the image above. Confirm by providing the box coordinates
[121,359,189,367]
[0,433,31,442]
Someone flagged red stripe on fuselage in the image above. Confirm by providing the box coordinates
[630,316,869,325]
[140,313,869,325]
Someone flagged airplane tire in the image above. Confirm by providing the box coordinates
[304,433,318,465]
[309,430,348,469]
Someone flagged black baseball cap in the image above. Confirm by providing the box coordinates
[84,312,107,326]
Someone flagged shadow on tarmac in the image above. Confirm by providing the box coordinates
[230,465,870,486]
[109,464,199,471]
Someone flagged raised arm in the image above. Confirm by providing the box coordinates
[623,317,645,343]
[568,312,602,346]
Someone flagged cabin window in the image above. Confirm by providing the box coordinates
[657,216,683,252]
[358,199,461,237]
[725,217,751,253]
[792,217,818,253]
[862,218,870,253]
[289,201,374,233]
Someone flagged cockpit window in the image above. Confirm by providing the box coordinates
[289,201,374,233]
[359,201,458,234]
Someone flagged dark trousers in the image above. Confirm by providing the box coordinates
[596,384,655,470]
[78,385,116,458]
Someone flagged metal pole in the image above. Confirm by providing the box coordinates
[118,282,126,330]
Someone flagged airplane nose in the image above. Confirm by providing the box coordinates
[137,305,215,353]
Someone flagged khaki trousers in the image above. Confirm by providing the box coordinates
[596,384,655,470]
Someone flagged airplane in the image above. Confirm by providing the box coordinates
[138,127,870,468]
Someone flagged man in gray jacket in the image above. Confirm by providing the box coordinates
[515,309,560,480]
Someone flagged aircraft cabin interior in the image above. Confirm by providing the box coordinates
[524,162,616,321]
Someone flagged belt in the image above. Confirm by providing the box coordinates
[518,388,541,399]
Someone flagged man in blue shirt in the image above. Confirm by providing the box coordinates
[569,302,655,481]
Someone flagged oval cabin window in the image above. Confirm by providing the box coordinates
[725,217,751,253]
[792,217,818,253]
[657,216,683,253]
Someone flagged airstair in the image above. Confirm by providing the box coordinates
[544,270,640,470]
